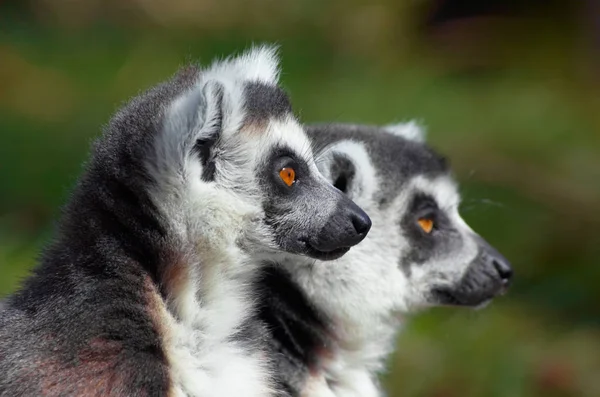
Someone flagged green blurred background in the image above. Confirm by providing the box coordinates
[1,0,599,395]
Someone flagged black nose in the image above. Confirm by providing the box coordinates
[492,257,513,286]
[475,234,513,288]
[351,210,372,236]
[338,203,371,247]
[312,201,372,253]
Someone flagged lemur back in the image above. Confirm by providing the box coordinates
[0,50,371,397]
[257,122,513,397]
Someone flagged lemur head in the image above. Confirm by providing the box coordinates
[141,47,370,264]
[294,122,512,323]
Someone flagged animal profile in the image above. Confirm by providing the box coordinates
[257,121,513,396]
[0,47,371,397]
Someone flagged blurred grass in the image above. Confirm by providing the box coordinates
[1,1,599,396]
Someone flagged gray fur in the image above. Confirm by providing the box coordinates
[0,48,371,397]
[257,122,513,397]
[308,123,448,206]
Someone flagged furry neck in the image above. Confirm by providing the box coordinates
[150,186,275,397]
[258,255,403,396]
[296,262,401,375]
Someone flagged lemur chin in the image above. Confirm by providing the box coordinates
[256,121,513,397]
[0,47,371,397]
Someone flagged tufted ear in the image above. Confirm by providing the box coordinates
[316,140,377,203]
[191,82,225,181]
[156,45,282,181]
[194,45,281,135]
[171,45,281,144]
[200,44,280,86]
[383,120,426,143]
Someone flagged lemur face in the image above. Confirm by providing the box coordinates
[150,47,370,263]
[396,175,512,308]
[308,123,512,312]
[255,128,372,261]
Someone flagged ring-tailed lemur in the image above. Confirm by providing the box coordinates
[0,47,372,396]
[256,122,513,397]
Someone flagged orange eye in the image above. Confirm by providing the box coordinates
[279,167,296,187]
[418,218,434,234]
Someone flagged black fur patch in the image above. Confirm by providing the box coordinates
[399,192,462,275]
[194,136,218,181]
[255,264,331,395]
[330,154,355,194]
[243,82,292,123]
[307,123,449,207]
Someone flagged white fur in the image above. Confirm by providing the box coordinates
[286,136,481,396]
[316,140,378,201]
[263,116,317,173]
[145,46,295,397]
[290,193,407,397]
[193,45,281,143]
[383,120,426,143]
[201,45,280,87]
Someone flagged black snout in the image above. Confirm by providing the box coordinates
[431,236,513,307]
[482,241,513,289]
[491,256,513,287]
[306,199,371,260]
[315,202,371,252]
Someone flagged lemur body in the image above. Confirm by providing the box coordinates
[257,122,513,397]
[0,48,371,396]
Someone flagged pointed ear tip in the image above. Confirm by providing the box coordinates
[200,44,282,87]
[384,121,427,142]
[248,43,281,58]
[244,44,282,78]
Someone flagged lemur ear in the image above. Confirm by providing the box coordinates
[200,45,280,86]
[317,140,377,202]
[329,154,356,195]
[193,81,225,181]
[160,79,227,182]
[383,120,426,143]
[159,45,281,180]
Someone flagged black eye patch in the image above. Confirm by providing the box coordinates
[258,145,312,197]
[398,192,455,272]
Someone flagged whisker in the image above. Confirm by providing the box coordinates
[461,198,506,212]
